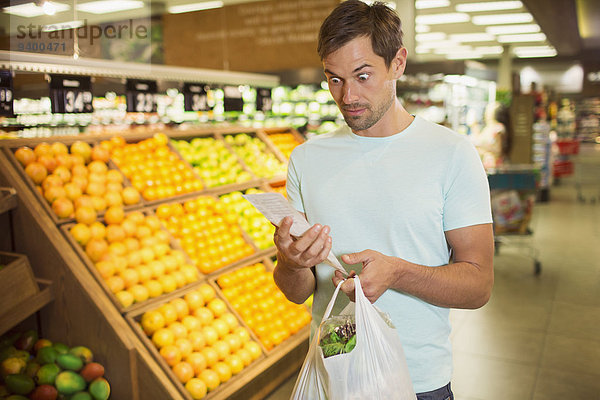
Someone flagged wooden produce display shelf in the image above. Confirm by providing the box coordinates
[0,187,17,215]
[0,279,53,336]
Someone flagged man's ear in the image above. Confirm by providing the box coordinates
[391,47,408,79]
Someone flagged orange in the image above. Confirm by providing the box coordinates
[104,205,125,225]
[200,347,218,369]
[170,298,190,320]
[182,315,202,332]
[152,327,175,348]
[223,333,242,353]
[185,377,207,399]
[173,361,194,384]
[159,275,177,293]
[212,362,231,383]
[135,265,153,283]
[207,299,227,318]
[225,354,244,375]
[198,369,220,392]
[168,322,188,339]
[175,338,193,359]
[202,326,219,346]
[120,268,140,289]
[198,284,216,302]
[212,340,230,361]
[106,275,125,293]
[141,310,166,336]
[144,279,163,298]
[159,345,182,367]
[115,290,134,308]
[236,348,252,367]
[128,284,149,303]
[211,319,229,339]
[184,291,205,311]
[244,341,262,360]
[186,352,207,375]
[158,304,178,326]
[188,330,206,352]
[193,308,214,326]
[95,260,116,279]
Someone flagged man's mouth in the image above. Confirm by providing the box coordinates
[343,106,367,116]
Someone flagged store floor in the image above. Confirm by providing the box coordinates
[264,181,600,400]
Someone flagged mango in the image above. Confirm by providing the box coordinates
[36,363,61,385]
[55,371,86,395]
[88,377,110,400]
[29,384,58,400]
[6,395,29,400]
[1,357,26,376]
[36,346,58,364]
[33,339,53,353]
[56,353,83,371]
[0,345,18,362]
[70,392,93,400]
[69,346,93,364]
[52,342,69,355]
[24,361,40,378]
[80,362,104,382]
[5,373,35,395]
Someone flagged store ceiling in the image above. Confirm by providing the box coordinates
[1,0,598,63]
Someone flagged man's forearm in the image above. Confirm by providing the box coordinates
[391,259,493,309]
[273,253,316,304]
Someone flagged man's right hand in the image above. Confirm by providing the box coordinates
[274,216,332,270]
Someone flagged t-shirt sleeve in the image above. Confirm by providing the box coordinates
[443,139,493,231]
[286,147,305,214]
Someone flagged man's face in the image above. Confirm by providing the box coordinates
[323,36,398,132]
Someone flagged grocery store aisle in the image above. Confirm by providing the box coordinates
[264,182,600,400]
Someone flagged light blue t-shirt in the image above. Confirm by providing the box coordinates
[286,115,492,393]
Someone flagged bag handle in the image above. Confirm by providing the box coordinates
[321,279,345,323]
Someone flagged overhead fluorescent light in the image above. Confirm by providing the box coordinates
[434,45,473,54]
[415,47,432,54]
[416,40,459,49]
[43,20,84,32]
[486,24,540,35]
[497,33,546,43]
[472,13,533,25]
[456,1,523,12]
[77,0,144,14]
[168,1,223,14]
[449,32,496,42]
[415,13,470,25]
[446,52,482,60]
[416,32,447,42]
[474,45,504,54]
[415,25,431,33]
[415,0,450,9]
[3,1,70,17]
[513,46,557,58]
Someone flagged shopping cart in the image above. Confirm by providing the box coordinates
[487,166,541,275]
[573,142,600,203]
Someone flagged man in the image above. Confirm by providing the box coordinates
[273,1,494,399]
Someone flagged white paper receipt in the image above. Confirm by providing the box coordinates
[243,192,347,276]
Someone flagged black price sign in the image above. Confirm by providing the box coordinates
[223,85,244,112]
[0,70,14,117]
[49,75,93,114]
[183,83,211,112]
[126,79,157,113]
[256,87,272,112]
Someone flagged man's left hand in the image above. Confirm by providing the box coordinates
[332,250,399,303]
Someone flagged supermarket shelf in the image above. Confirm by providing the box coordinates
[0,279,54,336]
[0,187,17,215]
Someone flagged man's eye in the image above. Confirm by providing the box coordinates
[329,77,341,84]
[358,73,369,81]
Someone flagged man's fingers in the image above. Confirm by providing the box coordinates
[290,224,329,256]
[341,278,356,302]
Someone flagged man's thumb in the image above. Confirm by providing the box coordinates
[342,251,368,265]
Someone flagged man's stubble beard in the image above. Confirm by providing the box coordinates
[342,83,396,131]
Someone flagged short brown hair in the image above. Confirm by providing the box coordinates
[317,0,404,69]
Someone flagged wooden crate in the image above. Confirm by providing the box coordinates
[124,280,268,400]
[0,251,40,311]
[257,127,305,164]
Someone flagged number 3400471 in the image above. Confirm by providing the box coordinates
[17,42,66,52]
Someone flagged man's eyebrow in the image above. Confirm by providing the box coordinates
[324,63,372,76]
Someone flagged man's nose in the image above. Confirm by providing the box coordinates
[342,82,359,104]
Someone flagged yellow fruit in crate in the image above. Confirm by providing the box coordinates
[70,223,91,246]
[225,354,244,375]
[224,333,242,353]
[220,313,239,331]
[173,361,194,384]
[194,308,214,326]
[158,304,178,325]
[182,316,201,333]
[212,340,230,361]
[104,206,124,225]
[144,280,163,298]
[235,348,252,368]
[188,331,206,352]
[159,275,177,293]
[185,377,207,399]
[106,275,125,293]
[120,268,139,289]
[122,187,140,205]
[184,291,204,311]
[89,221,106,239]
[212,362,231,383]
[211,319,229,339]
[95,260,116,279]
[186,352,207,375]
[198,369,220,392]
[175,338,193,359]
[201,326,218,346]
[152,328,175,348]
[115,290,134,308]
[181,265,199,285]
[135,265,152,283]
[141,310,165,336]
[128,284,150,303]
[159,345,181,367]
[86,239,108,263]
[244,341,261,360]
[168,322,188,340]
[198,284,215,302]
[207,299,227,318]
[200,347,218,369]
